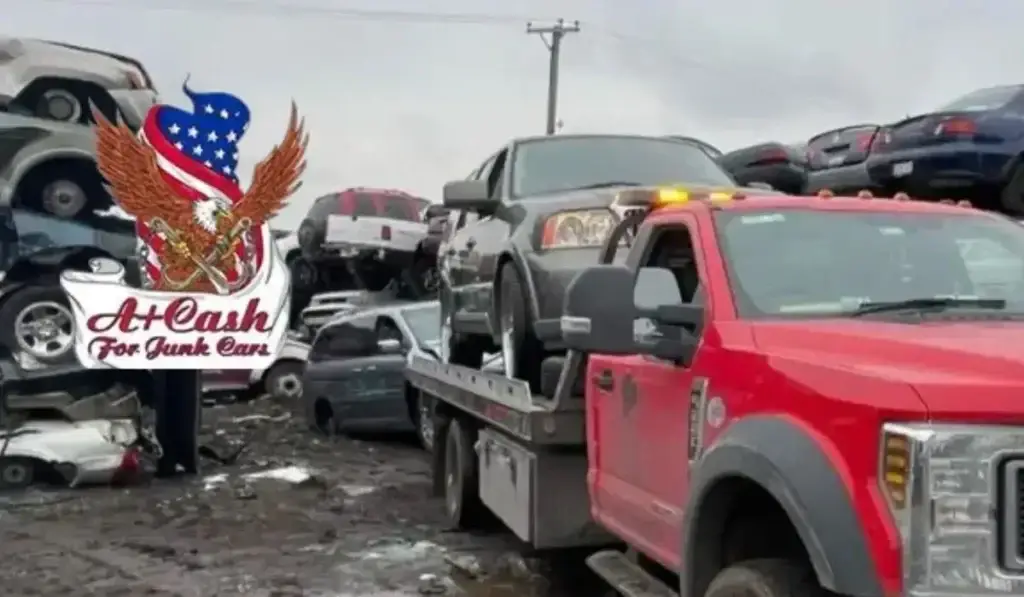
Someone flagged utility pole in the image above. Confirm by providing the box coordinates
[527,19,580,135]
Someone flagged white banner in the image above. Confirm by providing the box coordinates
[59,227,291,370]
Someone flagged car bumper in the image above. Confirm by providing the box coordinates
[866,144,1009,194]
[524,247,603,345]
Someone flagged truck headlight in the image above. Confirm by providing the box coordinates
[881,423,1024,596]
[540,210,619,250]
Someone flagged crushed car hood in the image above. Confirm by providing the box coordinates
[752,320,1024,420]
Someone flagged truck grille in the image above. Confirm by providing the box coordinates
[1000,460,1024,569]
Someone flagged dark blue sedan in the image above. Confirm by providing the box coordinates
[866,84,1024,213]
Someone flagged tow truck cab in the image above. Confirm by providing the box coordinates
[409,186,1024,597]
[564,191,1024,597]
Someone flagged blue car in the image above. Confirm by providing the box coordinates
[866,84,1024,213]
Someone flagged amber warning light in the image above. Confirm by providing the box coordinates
[614,187,742,210]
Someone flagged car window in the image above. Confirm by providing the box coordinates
[352,193,378,217]
[307,195,338,219]
[715,209,1024,317]
[374,314,406,345]
[512,136,736,198]
[938,85,1023,112]
[400,303,441,346]
[12,210,97,257]
[319,314,378,359]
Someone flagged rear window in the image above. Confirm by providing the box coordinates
[336,190,425,221]
[938,85,1023,112]
[807,125,878,149]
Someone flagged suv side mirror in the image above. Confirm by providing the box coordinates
[442,180,496,212]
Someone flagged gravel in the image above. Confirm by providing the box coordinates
[0,396,604,596]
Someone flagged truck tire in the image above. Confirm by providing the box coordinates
[498,263,543,392]
[0,285,77,365]
[443,418,487,529]
[704,559,822,597]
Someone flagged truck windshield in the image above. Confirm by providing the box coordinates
[714,208,1024,317]
[512,136,736,197]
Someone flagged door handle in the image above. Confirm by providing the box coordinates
[593,370,615,391]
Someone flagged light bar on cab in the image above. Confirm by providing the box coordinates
[614,187,743,210]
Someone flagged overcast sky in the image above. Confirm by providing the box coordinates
[8,0,1024,227]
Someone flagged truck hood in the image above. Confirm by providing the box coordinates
[752,320,1024,420]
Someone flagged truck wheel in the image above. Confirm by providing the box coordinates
[1002,162,1024,214]
[443,418,487,529]
[498,263,543,392]
[414,392,435,452]
[0,286,77,365]
[704,559,821,597]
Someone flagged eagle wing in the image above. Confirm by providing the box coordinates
[92,109,194,232]
[233,102,308,223]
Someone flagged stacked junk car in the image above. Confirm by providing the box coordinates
[0,36,201,490]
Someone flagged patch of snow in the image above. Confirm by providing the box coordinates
[353,540,442,563]
[242,465,313,484]
[202,473,228,490]
[340,484,376,497]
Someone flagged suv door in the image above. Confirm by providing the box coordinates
[588,217,708,565]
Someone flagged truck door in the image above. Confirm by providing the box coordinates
[588,217,710,568]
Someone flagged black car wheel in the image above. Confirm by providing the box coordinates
[443,418,486,529]
[0,286,77,365]
[498,263,543,392]
[0,457,36,490]
[40,179,89,219]
[441,291,486,368]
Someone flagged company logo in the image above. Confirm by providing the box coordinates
[59,80,308,369]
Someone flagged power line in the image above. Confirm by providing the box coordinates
[527,19,580,135]
[24,0,552,25]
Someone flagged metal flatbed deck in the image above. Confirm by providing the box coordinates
[405,356,585,446]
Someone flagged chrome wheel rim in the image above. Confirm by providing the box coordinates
[274,371,302,399]
[15,301,74,359]
[41,180,87,217]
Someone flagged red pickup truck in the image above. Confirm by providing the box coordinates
[407,188,1024,597]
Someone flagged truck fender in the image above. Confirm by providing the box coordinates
[490,247,539,338]
[681,416,883,597]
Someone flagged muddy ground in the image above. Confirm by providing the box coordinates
[0,396,605,597]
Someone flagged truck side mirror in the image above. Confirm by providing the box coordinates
[442,180,496,212]
[561,265,637,354]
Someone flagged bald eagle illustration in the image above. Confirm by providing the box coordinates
[92,105,308,293]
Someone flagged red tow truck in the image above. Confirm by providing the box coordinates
[407,187,1024,597]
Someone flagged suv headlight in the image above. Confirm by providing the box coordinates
[881,423,1024,596]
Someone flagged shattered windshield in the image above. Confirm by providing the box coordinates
[714,208,1024,317]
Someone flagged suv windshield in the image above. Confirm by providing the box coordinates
[714,209,1024,317]
[512,136,736,197]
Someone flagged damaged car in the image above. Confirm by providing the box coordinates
[0,36,157,219]
[294,187,434,298]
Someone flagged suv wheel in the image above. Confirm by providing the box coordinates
[0,287,77,364]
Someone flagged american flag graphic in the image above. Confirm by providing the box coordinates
[136,82,264,287]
